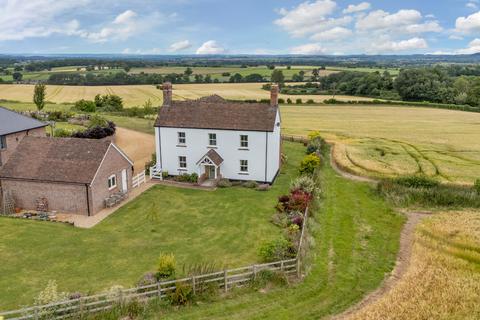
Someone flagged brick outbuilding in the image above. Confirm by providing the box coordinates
[0,136,133,216]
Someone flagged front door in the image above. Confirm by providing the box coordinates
[207,166,216,179]
[121,169,128,192]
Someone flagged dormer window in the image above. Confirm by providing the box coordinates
[178,132,186,145]
[208,133,217,146]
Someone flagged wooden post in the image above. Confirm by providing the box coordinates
[297,258,301,278]
[157,282,162,299]
[79,297,84,317]
[223,270,228,293]
[280,260,284,272]
[192,276,196,295]
[253,264,257,280]
[34,306,39,320]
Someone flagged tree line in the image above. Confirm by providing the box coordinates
[282,66,480,107]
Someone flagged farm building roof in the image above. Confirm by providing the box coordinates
[0,137,113,184]
[0,106,47,136]
[154,96,279,132]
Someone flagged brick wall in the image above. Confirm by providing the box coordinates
[1,179,89,215]
[0,127,46,166]
[90,145,133,215]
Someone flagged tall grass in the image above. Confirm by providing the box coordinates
[378,176,480,208]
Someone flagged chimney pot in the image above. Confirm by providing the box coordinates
[163,82,172,107]
[270,84,279,107]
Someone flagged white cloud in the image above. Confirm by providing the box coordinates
[274,0,341,37]
[310,27,352,41]
[455,11,480,34]
[290,43,326,54]
[343,2,371,14]
[371,37,428,52]
[169,40,192,52]
[0,0,89,41]
[122,47,162,54]
[356,9,441,34]
[456,38,480,54]
[196,40,225,54]
[82,10,170,43]
[466,2,478,10]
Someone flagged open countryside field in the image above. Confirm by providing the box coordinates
[349,211,480,320]
[281,105,480,184]
[0,141,302,310]
[0,83,372,107]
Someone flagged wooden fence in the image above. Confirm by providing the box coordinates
[0,170,313,319]
[0,259,297,320]
[281,134,309,144]
[132,170,146,188]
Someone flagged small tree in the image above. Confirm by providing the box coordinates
[12,71,23,82]
[33,83,46,111]
[474,179,480,194]
[271,69,285,87]
[299,154,321,175]
[156,253,176,280]
[184,67,193,76]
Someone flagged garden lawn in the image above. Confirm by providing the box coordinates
[0,141,302,310]
[147,149,405,319]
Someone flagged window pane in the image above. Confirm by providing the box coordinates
[240,160,248,172]
[178,132,186,144]
[209,133,216,146]
[240,135,248,147]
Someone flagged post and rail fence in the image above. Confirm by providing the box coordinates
[132,170,146,188]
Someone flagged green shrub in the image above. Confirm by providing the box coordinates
[259,238,296,262]
[175,173,198,183]
[306,99,315,104]
[287,98,293,104]
[53,128,73,137]
[217,178,232,188]
[290,175,317,194]
[242,180,259,188]
[156,253,176,280]
[296,98,303,104]
[88,114,108,128]
[162,171,169,179]
[299,154,321,175]
[168,282,193,305]
[475,179,480,194]
[394,175,439,188]
[308,131,321,140]
[73,99,96,112]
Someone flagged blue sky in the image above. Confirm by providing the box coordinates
[0,0,479,55]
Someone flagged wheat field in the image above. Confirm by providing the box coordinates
[349,211,480,320]
[0,83,371,107]
[281,105,480,184]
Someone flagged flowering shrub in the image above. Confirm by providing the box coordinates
[290,175,317,194]
[259,238,297,262]
[299,154,321,175]
[156,253,176,280]
[35,280,68,305]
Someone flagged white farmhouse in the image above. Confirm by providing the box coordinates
[152,83,281,184]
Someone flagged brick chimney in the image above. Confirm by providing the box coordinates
[270,84,279,107]
[162,82,172,107]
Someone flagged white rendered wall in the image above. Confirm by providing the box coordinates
[156,115,281,183]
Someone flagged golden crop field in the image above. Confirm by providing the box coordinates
[0,83,371,107]
[281,105,480,184]
[349,211,480,320]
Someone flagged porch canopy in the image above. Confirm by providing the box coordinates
[196,149,224,179]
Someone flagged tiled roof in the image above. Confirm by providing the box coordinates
[0,137,112,184]
[0,106,47,136]
[154,97,278,132]
[205,149,223,166]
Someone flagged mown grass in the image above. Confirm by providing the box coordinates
[0,141,302,310]
[349,211,480,320]
[134,148,405,319]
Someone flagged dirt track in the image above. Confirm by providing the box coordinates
[115,127,155,172]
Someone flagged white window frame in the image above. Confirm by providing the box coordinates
[178,132,186,145]
[240,160,248,172]
[179,156,187,169]
[240,135,248,148]
[107,174,117,190]
[208,133,217,146]
[0,135,6,150]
